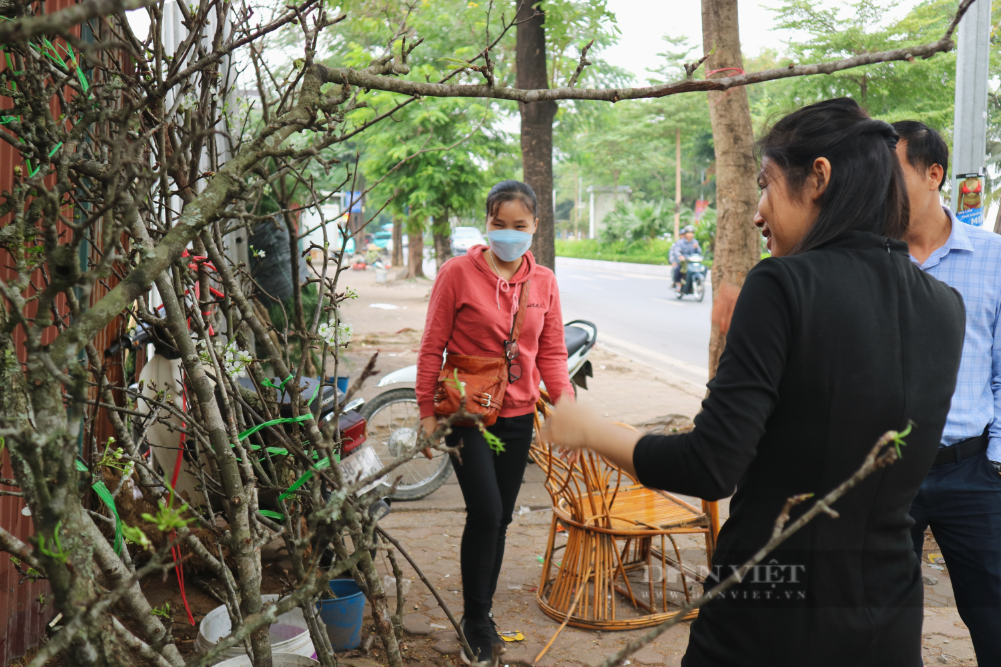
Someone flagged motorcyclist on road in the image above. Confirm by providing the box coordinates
[670,225,702,288]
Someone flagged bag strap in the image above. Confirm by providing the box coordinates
[509,280,532,344]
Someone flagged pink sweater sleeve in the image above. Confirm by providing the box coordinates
[416,262,457,419]
[536,278,575,404]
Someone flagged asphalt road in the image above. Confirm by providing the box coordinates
[555,260,712,388]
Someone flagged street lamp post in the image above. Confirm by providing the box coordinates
[950,0,993,227]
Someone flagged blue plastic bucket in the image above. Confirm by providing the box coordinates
[336,376,349,394]
[317,579,366,651]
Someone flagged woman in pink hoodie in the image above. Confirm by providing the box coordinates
[417,180,574,666]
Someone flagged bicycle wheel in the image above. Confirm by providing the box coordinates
[361,387,453,500]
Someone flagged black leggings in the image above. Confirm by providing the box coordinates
[446,413,535,620]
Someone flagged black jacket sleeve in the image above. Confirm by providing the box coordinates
[633,260,794,500]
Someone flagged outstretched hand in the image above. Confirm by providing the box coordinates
[541,396,643,478]
[542,396,600,452]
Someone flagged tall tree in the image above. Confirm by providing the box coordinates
[359,95,500,279]
[517,1,559,270]
[702,0,761,378]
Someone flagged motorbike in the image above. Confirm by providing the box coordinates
[360,319,599,500]
[674,254,707,302]
[122,302,375,515]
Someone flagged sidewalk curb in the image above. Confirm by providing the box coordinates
[556,256,713,282]
[556,256,672,277]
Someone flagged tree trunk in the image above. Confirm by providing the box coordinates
[405,226,425,280]
[432,214,452,273]
[517,1,557,271]
[391,215,404,267]
[702,0,760,379]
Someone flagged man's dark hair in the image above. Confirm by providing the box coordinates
[757,97,909,255]
[890,120,949,191]
[486,180,537,218]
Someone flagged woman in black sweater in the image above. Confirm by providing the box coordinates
[545,98,965,666]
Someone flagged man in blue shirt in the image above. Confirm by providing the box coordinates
[894,121,1001,665]
[670,225,702,288]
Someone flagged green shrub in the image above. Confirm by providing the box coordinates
[555,238,676,265]
[601,199,672,243]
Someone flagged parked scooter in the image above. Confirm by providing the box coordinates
[361,320,598,500]
[124,307,374,512]
[674,254,707,302]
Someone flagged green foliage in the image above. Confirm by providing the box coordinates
[324,0,626,234]
[555,238,673,265]
[555,34,714,223]
[891,421,913,458]
[359,95,502,233]
[749,0,1001,211]
[122,525,152,551]
[758,0,960,127]
[37,522,69,564]
[141,488,195,533]
[600,199,672,243]
[480,423,505,455]
[556,1,1001,224]
[150,602,171,619]
[97,440,134,476]
[599,199,717,260]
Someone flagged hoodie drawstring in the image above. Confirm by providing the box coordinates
[494,276,519,323]
[494,275,508,310]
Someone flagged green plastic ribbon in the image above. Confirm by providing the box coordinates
[237,413,311,442]
[76,459,122,555]
[258,509,285,521]
[278,454,340,502]
[92,482,123,554]
[261,374,294,393]
[259,374,321,403]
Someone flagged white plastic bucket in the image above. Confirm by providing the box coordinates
[216,654,319,667]
[195,595,315,664]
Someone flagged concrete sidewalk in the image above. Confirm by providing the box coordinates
[338,267,976,666]
[374,511,974,667]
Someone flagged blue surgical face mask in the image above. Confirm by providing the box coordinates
[487,229,533,262]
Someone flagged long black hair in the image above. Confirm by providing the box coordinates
[757,98,908,255]
[486,180,538,218]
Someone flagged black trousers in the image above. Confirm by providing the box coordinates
[910,449,1001,665]
[446,413,534,619]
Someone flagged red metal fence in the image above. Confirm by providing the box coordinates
[0,3,127,662]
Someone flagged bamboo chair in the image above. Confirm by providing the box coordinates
[531,398,721,630]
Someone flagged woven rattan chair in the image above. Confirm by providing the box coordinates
[531,399,721,630]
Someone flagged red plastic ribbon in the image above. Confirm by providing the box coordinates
[705,68,746,106]
[169,389,196,627]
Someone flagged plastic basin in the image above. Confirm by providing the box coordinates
[216,653,319,667]
[195,594,314,664]
[316,579,366,651]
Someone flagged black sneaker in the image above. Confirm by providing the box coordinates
[486,615,506,654]
[458,617,499,666]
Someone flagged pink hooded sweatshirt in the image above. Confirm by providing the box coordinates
[416,246,574,419]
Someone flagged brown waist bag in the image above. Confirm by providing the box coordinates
[433,281,530,427]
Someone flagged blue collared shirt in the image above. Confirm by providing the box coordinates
[910,207,1001,460]
[670,238,702,263]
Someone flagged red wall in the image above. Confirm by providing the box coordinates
[0,3,128,663]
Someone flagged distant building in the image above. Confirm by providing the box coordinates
[587,185,632,239]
